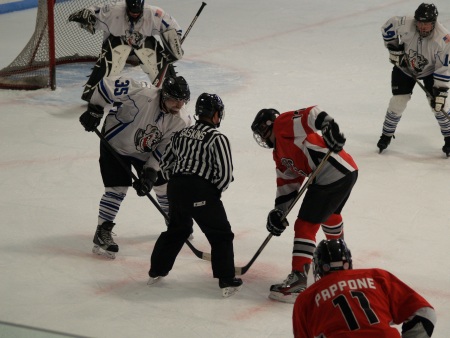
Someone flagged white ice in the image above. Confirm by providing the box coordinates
[1,0,450,337]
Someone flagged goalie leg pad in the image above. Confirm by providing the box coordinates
[110,44,132,76]
[82,37,132,100]
[134,37,167,82]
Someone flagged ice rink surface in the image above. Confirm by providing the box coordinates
[1,0,449,337]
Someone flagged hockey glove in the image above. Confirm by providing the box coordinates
[133,168,158,197]
[388,44,407,68]
[322,119,346,153]
[79,104,104,132]
[431,87,448,112]
[68,9,96,34]
[266,209,289,236]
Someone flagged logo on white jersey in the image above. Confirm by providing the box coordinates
[406,49,429,72]
[134,124,162,152]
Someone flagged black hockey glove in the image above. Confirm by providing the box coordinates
[79,104,104,132]
[133,168,158,197]
[431,87,448,112]
[388,44,407,68]
[68,9,96,34]
[266,209,289,236]
[322,119,346,153]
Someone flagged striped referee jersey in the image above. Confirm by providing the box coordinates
[160,120,234,192]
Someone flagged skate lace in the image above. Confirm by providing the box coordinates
[282,271,306,287]
[100,229,116,244]
[282,272,297,286]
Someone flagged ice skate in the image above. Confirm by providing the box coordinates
[147,270,168,286]
[269,270,308,303]
[147,276,164,285]
[219,277,243,298]
[442,136,450,157]
[92,221,119,259]
[377,134,393,153]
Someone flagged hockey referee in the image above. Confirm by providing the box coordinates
[148,93,243,297]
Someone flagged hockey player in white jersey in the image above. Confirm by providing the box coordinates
[79,75,191,259]
[69,0,183,102]
[377,3,450,155]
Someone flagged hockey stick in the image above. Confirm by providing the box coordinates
[152,2,207,87]
[234,150,333,275]
[394,65,450,120]
[93,128,211,261]
[181,2,207,44]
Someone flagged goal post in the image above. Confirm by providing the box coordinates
[0,0,110,90]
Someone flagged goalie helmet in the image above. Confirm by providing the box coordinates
[313,239,352,281]
[161,76,190,102]
[251,108,280,149]
[196,93,224,117]
[126,0,145,21]
[414,3,438,37]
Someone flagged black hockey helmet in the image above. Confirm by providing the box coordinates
[414,3,438,37]
[195,93,225,127]
[414,3,438,22]
[126,0,144,21]
[313,239,352,281]
[161,76,190,103]
[251,108,280,149]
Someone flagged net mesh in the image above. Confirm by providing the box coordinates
[0,0,110,89]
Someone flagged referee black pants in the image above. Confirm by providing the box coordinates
[149,175,236,279]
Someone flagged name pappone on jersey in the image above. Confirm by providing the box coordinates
[315,277,376,306]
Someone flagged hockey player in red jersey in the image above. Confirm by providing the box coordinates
[293,239,436,337]
[251,106,358,303]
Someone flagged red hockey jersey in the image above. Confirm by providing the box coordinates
[272,106,358,209]
[293,268,435,338]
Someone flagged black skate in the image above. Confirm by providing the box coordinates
[269,270,308,303]
[92,221,119,259]
[442,136,450,157]
[219,277,243,298]
[147,270,168,286]
[377,134,393,153]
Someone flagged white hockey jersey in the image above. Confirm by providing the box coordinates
[381,16,450,89]
[89,1,182,43]
[90,76,191,171]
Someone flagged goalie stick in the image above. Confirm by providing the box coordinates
[93,128,211,261]
[234,150,333,276]
[152,2,207,88]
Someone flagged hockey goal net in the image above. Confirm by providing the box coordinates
[0,0,110,90]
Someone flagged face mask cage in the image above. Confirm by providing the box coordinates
[415,21,436,38]
[252,120,273,148]
[162,91,190,104]
[253,132,270,148]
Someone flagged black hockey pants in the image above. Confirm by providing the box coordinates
[149,174,236,279]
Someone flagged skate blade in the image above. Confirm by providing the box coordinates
[268,291,299,304]
[92,245,116,259]
[221,285,242,298]
[147,276,164,285]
